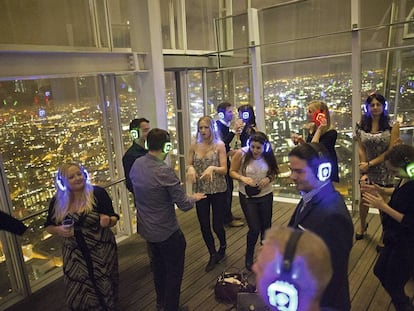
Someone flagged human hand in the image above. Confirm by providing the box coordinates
[59,224,74,238]
[241,176,256,187]
[200,166,215,181]
[258,177,271,188]
[192,192,207,201]
[362,191,386,211]
[359,162,369,173]
[233,119,244,134]
[99,214,112,227]
[291,133,304,145]
[186,166,197,184]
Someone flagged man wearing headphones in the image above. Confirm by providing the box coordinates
[122,117,150,193]
[216,102,244,227]
[130,128,206,311]
[253,226,333,311]
[287,143,353,311]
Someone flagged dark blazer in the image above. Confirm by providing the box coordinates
[122,141,148,193]
[288,182,354,311]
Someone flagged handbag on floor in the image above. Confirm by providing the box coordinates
[214,271,256,305]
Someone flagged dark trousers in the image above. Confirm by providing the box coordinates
[196,192,227,255]
[223,172,234,224]
[148,230,186,311]
[374,242,414,311]
[239,192,273,259]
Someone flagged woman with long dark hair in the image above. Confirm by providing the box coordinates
[230,131,279,270]
[355,93,400,243]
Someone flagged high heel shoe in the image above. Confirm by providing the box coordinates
[205,254,217,272]
[355,223,368,240]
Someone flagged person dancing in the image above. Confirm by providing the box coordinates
[230,131,279,271]
[187,116,228,272]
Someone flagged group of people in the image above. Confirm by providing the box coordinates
[42,93,414,311]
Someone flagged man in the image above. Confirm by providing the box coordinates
[216,101,244,227]
[287,143,353,311]
[122,117,150,193]
[253,226,333,311]
[130,128,205,311]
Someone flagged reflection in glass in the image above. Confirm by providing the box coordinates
[0,76,111,287]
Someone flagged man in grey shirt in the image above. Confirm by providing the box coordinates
[130,128,205,311]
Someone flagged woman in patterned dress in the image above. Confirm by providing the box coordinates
[45,162,119,310]
[187,116,228,272]
[355,93,400,243]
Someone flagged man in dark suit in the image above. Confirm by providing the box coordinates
[216,101,244,227]
[287,142,353,311]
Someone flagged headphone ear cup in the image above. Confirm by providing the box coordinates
[130,129,140,140]
[56,173,67,191]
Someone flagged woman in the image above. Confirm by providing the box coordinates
[187,116,228,272]
[292,100,339,183]
[362,144,414,311]
[230,132,279,271]
[45,162,119,311]
[238,104,257,147]
[355,93,400,241]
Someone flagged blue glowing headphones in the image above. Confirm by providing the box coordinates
[247,137,271,153]
[307,143,331,182]
[267,230,303,311]
[55,164,90,191]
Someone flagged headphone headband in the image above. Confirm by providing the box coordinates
[282,230,303,273]
[267,230,303,310]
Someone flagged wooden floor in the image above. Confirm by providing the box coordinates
[6,200,414,311]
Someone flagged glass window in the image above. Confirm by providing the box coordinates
[0,76,113,286]
[185,0,219,51]
[0,0,99,47]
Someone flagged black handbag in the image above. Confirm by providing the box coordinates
[245,185,260,197]
[214,271,255,304]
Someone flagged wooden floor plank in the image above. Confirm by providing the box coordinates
[6,199,413,311]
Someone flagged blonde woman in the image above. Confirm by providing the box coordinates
[187,116,228,272]
[45,162,119,311]
[292,100,339,183]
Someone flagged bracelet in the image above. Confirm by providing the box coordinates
[367,161,370,168]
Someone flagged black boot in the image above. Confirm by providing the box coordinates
[245,253,253,271]
[205,253,217,272]
[216,245,226,263]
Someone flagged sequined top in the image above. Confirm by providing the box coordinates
[193,146,227,194]
[357,128,393,185]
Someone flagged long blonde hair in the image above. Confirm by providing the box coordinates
[53,162,95,223]
[308,100,332,135]
[196,116,221,144]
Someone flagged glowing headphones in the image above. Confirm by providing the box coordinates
[247,137,271,153]
[308,143,331,182]
[130,128,140,140]
[401,155,414,179]
[145,132,173,154]
[241,111,250,122]
[267,230,304,311]
[217,106,226,120]
[56,165,90,191]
